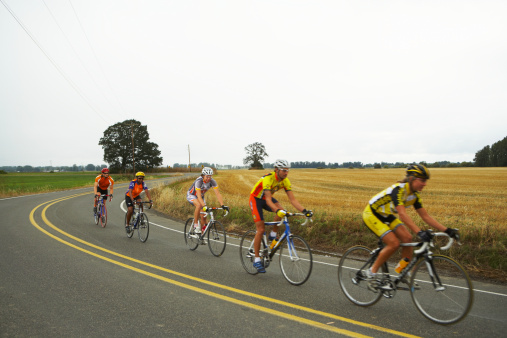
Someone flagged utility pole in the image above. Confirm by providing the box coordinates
[188,144,191,172]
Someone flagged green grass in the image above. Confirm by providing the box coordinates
[0,172,133,197]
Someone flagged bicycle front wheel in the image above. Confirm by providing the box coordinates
[100,204,107,228]
[338,246,383,306]
[94,207,99,225]
[411,255,473,325]
[184,218,199,250]
[279,235,313,285]
[138,214,149,243]
[207,221,226,257]
[239,230,259,275]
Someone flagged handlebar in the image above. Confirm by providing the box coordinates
[414,231,458,255]
[284,212,313,226]
[200,206,229,217]
[134,201,152,209]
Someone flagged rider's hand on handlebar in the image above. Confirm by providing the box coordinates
[276,209,287,218]
[302,209,313,217]
[445,227,459,240]
[202,205,208,212]
[417,230,433,242]
[221,205,229,211]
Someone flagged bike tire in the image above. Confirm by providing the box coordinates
[184,218,199,250]
[138,214,149,243]
[94,206,99,225]
[338,245,384,306]
[207,220,226,257]
[239,230,260,275]
[279,235,313,285]
[100,203,107,228]
[125,213,134,238]
[411,254,474,325]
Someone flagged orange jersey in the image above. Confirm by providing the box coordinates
[126,180,148,199]
[95,175,114,190]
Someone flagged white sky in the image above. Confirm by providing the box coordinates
[1,0,506,168]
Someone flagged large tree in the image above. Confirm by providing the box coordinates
[99,119,163,173]
[243,142,268,169]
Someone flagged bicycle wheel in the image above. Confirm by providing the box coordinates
[100,203,107,228]
[125,213,134,238]
[138,214,149,243]
[338,246,383,306]
[278,235,313,285]
[207,221,226,257]
[239,230,260,275]
[410,255,474,325]
[94,206,99,225]
[184,218,199,250]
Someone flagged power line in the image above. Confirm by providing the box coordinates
[1,0,108,123]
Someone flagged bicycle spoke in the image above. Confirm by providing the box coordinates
[184,218,199,250]
[239,230,259,275]
[138,214,149,243]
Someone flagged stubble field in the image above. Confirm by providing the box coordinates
[151,167,507,282]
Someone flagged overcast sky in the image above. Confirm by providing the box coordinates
[1,0,506,168]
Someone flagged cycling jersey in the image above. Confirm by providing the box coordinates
[126,180,148,199]
[368,182,423,222]
[250,172,291,199]
[187,176,218,198]
[95,175,114,190]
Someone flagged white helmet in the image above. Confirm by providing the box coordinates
[202,167,214,175]
[274,159,290,169]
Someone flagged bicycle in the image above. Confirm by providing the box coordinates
[239,213,313,286]
[184,206,229,257]
[94,194,110,228]
[125,201,151,243]
[337,230,474,325]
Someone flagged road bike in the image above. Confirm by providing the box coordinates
[125,201,151,243]
[239,213,313,285]
[94,194,110,228]
[337,230,473,325]
[184,206,229,257]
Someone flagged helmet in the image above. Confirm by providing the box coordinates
[135,171,145,178]
[202,167,213,176]
[101,168,109,174]
[274,159,290,169]
[406,164,430,180]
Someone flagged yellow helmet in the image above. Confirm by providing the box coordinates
[135,171,145,178]
[406,164,430,180]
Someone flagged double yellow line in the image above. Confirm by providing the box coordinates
[30,193,419,338]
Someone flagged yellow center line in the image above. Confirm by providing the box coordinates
[30,194,420,338]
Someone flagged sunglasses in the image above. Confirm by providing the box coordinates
[137,177,144,179]
[279,168,290,172]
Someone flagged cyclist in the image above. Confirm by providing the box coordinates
[362,163,459,281]
[93,168,114,215]
[249,159,313,273]
[186,167,228,236]
[125,172,153,231]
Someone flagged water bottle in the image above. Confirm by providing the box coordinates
[395,257,410,274]
[269,237,279,250]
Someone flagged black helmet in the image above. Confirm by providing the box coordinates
[406,164,430,180]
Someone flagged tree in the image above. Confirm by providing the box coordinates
[474,145,491,167]
[85,164,96,171]
[243,142,268,169]
[99,119,163,173]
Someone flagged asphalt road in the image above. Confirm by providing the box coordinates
[1,176,506,337]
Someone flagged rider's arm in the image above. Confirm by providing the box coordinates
[109,178,114,195]
[94,182,99,196]
[195,189,205,207]
[396,205,422,233]
[263,190,279,212]
[213,188,224,206]
[286,190,305,212]
[145,189,152,202]
[416,207,446,232]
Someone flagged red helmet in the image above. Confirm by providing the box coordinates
[101,168,110,174]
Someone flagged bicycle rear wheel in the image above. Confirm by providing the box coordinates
[100,203,107,228]
[207,221,226,257]
[184,218,199,250]
[94,206,99,225]
[411,255,473,325]
[239,230,260,275]
[279,235,313,285]
[138,214,149,243]
[125,213,134,238]
[338,245,383,306]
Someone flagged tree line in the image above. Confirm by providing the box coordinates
[473,136,507,167]
[0,164,106,173]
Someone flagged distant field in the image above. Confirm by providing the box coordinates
[151,168,507,281]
